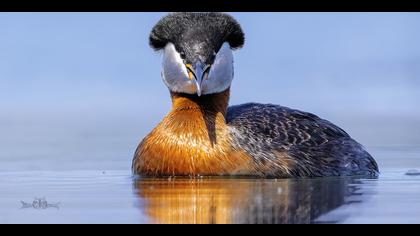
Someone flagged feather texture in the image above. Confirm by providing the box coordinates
[227,103,379,177]
[133,92,379,177]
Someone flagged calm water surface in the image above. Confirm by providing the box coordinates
[1,12,420,224]
[1,148,420,224]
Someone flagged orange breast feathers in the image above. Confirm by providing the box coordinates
[132,91,254,176]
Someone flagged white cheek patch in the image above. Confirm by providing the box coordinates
[163,43,189,78]
[162,43,196,94]
[203,42,234,95]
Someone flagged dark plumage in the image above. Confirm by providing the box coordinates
[150,12,244,64]
[227,103,379,177]
[132,12,379,178]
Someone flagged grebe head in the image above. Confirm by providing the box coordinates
[149,12,244,96]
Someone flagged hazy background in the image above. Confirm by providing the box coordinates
[0,13,419,171]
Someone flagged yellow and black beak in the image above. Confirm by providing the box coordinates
[186,61,211,96]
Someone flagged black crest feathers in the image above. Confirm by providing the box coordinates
[149,12,245,52]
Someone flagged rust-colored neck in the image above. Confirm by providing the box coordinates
[133,87,254,176]
[170,89,230,117]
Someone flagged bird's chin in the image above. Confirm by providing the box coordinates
[167,80,231,97]
[168,82,199,96]
[199,80,231,96]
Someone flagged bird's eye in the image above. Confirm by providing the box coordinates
[179,52,186,59]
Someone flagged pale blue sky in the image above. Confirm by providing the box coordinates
[0,13,420,169]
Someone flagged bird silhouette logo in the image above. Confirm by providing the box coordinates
[20,197,60,210]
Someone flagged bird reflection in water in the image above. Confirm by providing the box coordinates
[133,177,363,224]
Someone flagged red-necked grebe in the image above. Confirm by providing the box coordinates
[132,12,379,177]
